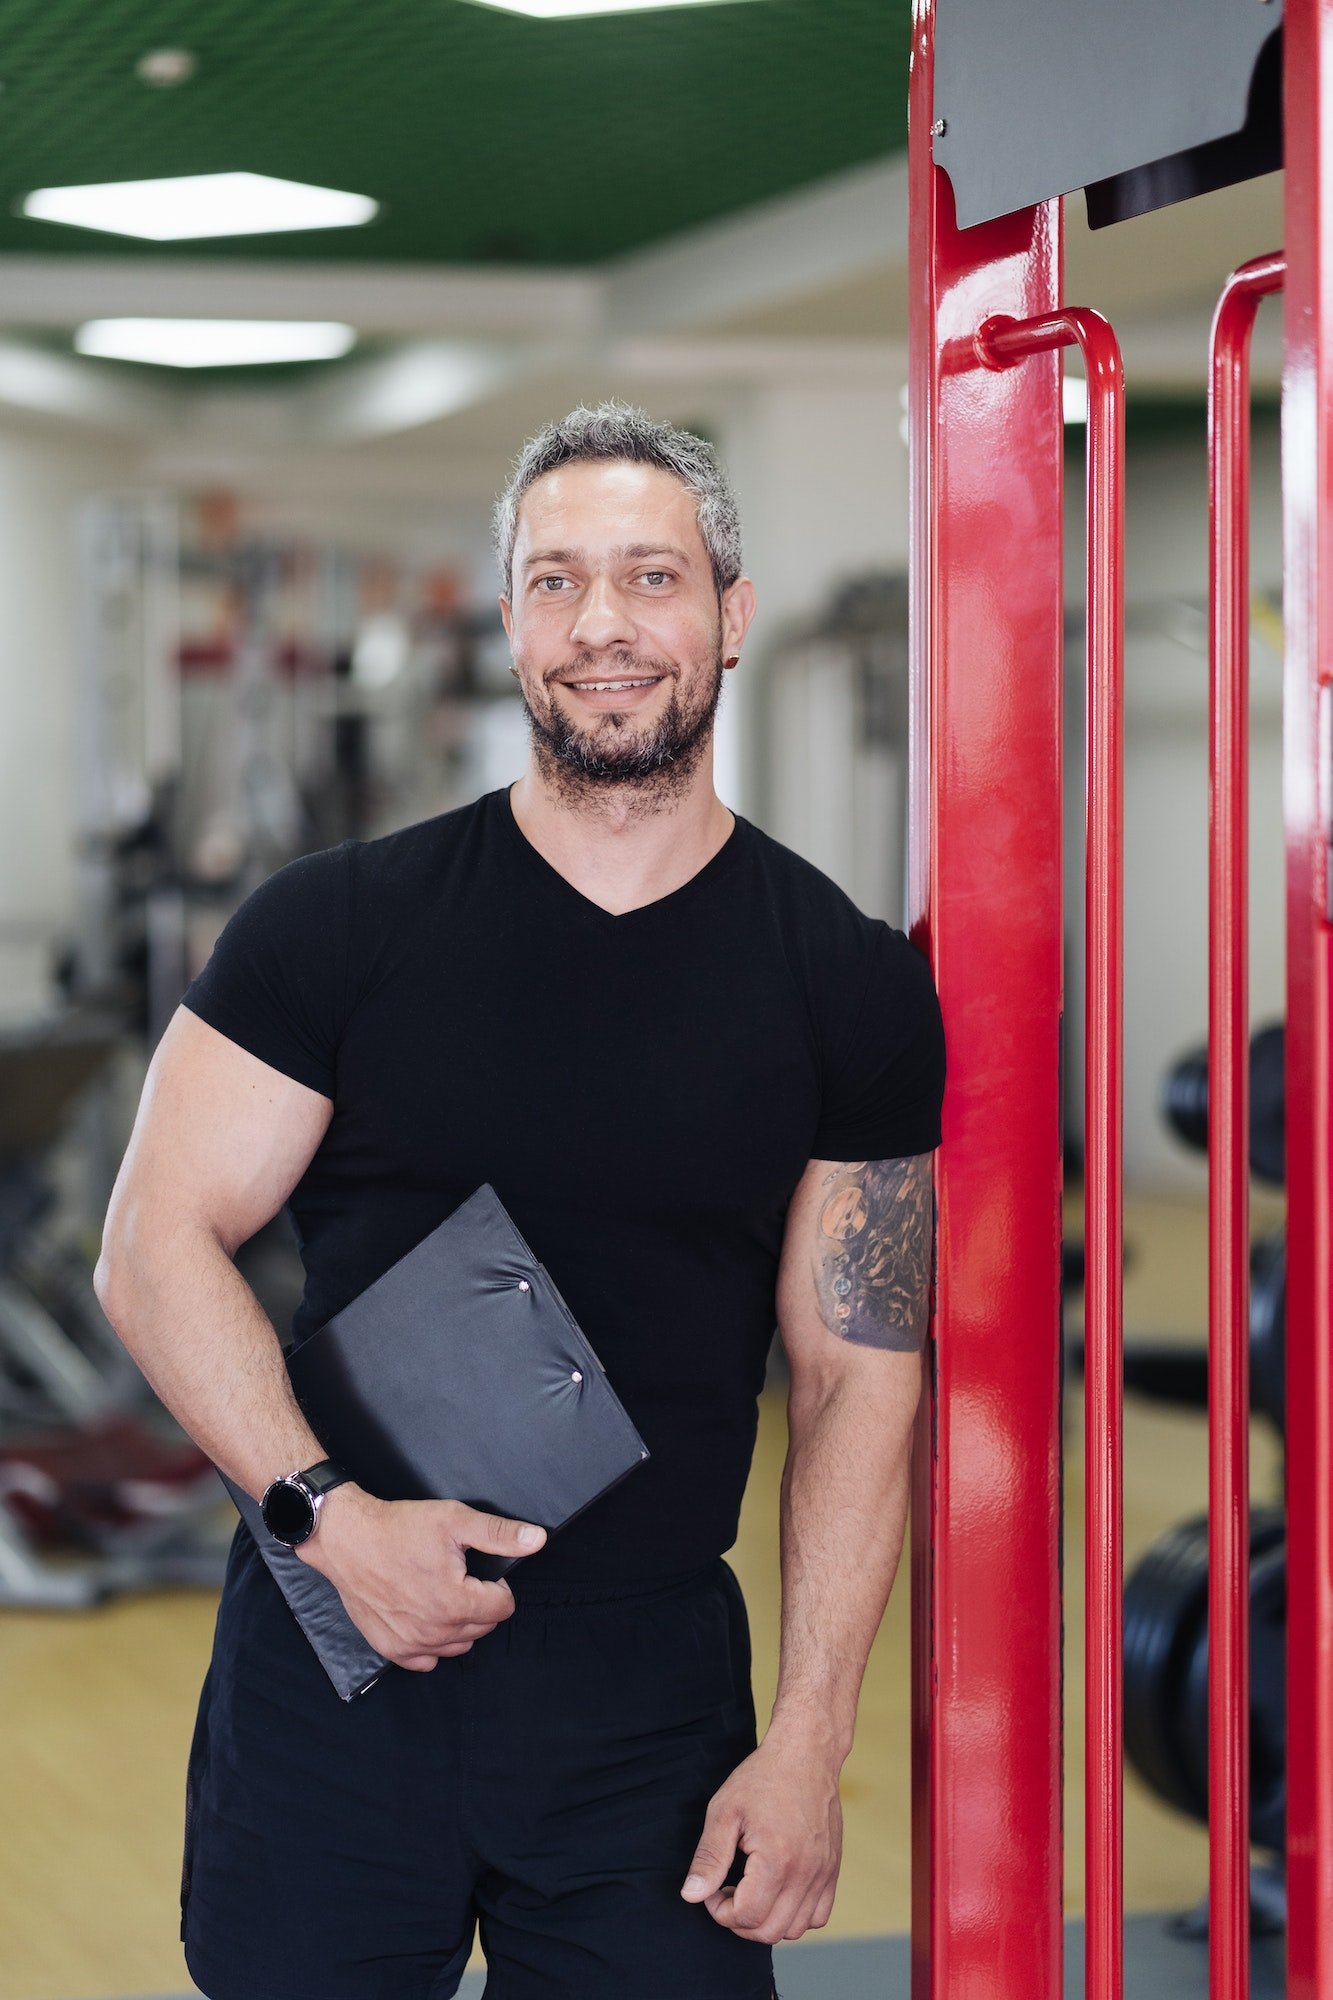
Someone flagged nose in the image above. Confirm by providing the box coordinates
[568,574,637,652]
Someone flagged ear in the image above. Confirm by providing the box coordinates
[499,595,514,642]
[720,576,757,663]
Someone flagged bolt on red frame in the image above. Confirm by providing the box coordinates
[1206,248,1285,2000]
[976,310,1127,2000]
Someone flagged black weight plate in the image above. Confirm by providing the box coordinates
[1124,1510,1285,1827]
[1124,1515,1211,1817]
[1249,1542,1287,1852]
[1249,1230,1286,1435]
[1248,1023,1285,1188]
[1175,1521,1286,1852]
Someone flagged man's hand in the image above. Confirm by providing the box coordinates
[680,1736,842,1944]
[299,1487,547,1672]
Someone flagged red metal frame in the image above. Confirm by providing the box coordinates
[1206,248,1285,2000]
[908,6,1067,1994]
[1282,5,1333,1992]
[912,8,1333,1996]
[975,309,1126,2000]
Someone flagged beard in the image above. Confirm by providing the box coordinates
[519,648,725,809]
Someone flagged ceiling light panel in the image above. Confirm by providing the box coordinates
[464,0,758,17]
[75,319,356,368]
[20,172,377,241]
[0,2,905,267]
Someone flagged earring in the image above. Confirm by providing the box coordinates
[724,654,740,669]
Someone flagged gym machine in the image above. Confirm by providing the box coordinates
[0,1020,231,1608]
[753,572,909,928]
[909,4,1330,1998]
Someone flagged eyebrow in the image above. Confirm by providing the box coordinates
[521,543,694,572]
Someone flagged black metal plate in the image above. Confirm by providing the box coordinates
[932,0,1282,231]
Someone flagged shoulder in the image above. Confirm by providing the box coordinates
[737,822,944,1151]
[347,793,494,902]
[738,818,927,1001]
[191,793,493,985]
[206,839,353,945]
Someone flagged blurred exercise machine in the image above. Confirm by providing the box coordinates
[0,1018,229,1608]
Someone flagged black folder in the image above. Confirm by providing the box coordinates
[223,1184,649,1700]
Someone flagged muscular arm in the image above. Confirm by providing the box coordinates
[682,1150,932,1943]
[769,1153,931,1754]
[95,1006,542,1669]
[95,1006,336,1502]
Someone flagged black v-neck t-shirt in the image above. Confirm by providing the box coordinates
[183,787,945,1581]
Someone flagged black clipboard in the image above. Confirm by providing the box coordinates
[224,1185,649,1700]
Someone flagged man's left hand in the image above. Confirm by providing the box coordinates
[680,1736,842,1944]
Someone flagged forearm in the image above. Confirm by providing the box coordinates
[95,1219,326,1502]
[766,1364,918,1765]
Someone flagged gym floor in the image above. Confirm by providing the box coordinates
[1,1190,1284,2000]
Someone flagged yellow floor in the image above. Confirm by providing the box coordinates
[0,1190,1282,1999]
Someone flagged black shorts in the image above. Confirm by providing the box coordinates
[182,1532,776,2000]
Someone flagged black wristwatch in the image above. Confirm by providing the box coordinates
[260,1459,351,1548]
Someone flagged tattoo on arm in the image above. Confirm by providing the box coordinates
[811,1154,934,1352]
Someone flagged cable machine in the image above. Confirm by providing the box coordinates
[907,3,1330,1995]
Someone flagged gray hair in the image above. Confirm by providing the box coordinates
[493,400,743,598]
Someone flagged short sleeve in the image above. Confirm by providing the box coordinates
[180,845,352,1098]
[809,924,946,1161]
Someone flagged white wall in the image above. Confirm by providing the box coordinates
[721,380,908,630]
[717,377,907,817]
[0,420,135,1014]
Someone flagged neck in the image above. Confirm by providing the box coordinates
[508,753,734,916]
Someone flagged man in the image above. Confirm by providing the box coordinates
[95,401,945,2000]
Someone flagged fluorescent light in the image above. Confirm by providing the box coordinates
[74,319,356,369]
[464,0,756,17]
[1063,374,1089,425]
[19,172,376,241]
[135,48,198,86]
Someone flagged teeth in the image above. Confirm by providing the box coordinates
[578,678,659,691]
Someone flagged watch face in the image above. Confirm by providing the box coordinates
[262,1478,316,1545]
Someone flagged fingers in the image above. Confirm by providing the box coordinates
[681,1804,743,1902]
[326,1500,538,1672]
[807,1883,836,1931]
[448,1501,547,1562]
[703,1853,829,1946]
[457,1574,520,1623]
[350,1591,512,1670]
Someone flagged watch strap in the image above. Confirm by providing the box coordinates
[301,1459,349,1500]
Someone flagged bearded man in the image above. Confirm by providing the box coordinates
[95,402,945,2000]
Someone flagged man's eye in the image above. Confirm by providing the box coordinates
[640,570,671,587]
[536,576,567,592]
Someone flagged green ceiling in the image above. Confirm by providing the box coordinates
[0,0,910,267]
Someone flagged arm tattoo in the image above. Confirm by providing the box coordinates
[811,1154,933,1352]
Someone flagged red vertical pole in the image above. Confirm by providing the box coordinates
[1080,320,1126,2000]
[1206,249,1285,2000]
[977,306,1126,2000]
[1282,4,1333,1994]
[907,6,1065,1996]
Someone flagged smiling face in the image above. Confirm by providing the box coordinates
[500,458,755,803]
